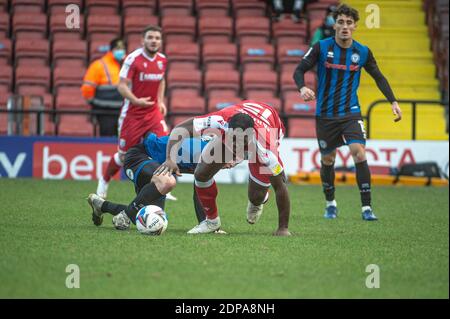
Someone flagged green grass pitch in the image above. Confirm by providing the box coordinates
[0,178,448,298]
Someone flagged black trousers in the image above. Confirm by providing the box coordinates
[95,107,119,137]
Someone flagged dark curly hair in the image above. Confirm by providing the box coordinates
[332,4,360,22]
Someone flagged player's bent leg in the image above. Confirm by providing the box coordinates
[348,143,377,221]
[188,162,224,234]
[247,178,270,224]
[151,173,177,196]
[87,193,105,226]
[97,152,124,198]
[320,150,339,219]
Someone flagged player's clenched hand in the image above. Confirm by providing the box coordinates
[300,86,316,101]
[392,101,402,122]
[155,159,181,177]
[134,97,155,107]
[273,228,292,236]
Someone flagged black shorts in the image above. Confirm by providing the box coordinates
[124,144,160,194]
[316,117,367,154]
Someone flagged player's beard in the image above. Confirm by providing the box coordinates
[145,45,159,56]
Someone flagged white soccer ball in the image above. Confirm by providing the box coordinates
[135,205,168,236]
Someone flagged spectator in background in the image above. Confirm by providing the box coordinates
[271,0,308,23]
[310,5,337,46]
[81,38,126,136]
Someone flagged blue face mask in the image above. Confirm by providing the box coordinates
[113,49,126,61]
[325,16,335,27]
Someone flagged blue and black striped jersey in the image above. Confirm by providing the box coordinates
[294,37,396,119]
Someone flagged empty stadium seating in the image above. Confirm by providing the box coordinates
[0,0,446,139]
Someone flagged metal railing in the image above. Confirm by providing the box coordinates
[366,99,449,140]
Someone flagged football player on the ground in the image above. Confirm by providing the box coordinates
[87,133,214,231]
[155,100,292,236]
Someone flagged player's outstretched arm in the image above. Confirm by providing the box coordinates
[270,172,292,236]
[154,118,195,176]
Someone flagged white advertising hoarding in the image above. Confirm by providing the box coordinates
[178,139,450,184]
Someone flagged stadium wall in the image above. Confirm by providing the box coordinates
[0,136,448,182]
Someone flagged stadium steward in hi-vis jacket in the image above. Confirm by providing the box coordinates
[81,38,125,136]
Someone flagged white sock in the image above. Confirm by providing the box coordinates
[362,206,372,212]
[326,200,337,207]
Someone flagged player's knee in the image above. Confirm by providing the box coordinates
[117,152,125,166]
[248,190,266,206]
[151,174,177,195]
[321,152,336,166]
[248,192,266,206]
[351,147,366,163]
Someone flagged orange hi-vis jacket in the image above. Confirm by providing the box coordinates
[81,51,123,108]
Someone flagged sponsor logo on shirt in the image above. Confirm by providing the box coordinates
[139,72,164,81]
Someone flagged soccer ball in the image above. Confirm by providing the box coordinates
[135,205,168,236]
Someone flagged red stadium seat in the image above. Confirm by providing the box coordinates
[202,43,238,70]
[283,91,316,115]
[0,64,12,90]
[127,34,143,52]
[198,16,233,44]
[235,16,270,44]
[0,0,7,11]
[11,0,44,13]
[89,40,112,62]
[277,43,309,66]
[231,0,266,17]
[246,91,282,112]
[14,38,49,66]
[124,15,158,39]
[49,13,85,41]
[170,115,194,128]
[15,65,50,91]
[280,69,316,97]
[288,118,316,138]
[170,91,205,114]
[0,12,9,37]
[159,0,193,16]
[55,87,89,110]
[52,39,87,67]
[122,0,156,16]
[207,95,241,112]
[13,13,47,39]
[0,38,12,64]
[167,68,202,93]
[53,66,86,90]
[161,16,196,44]
[242,70,278,97]
[165,42,199,70]
[86,14,121,42]
[196,0,229,17]
[47,0,83,14]
[204,69,240,97]
[240,43,275,71]
[272,17,308,45]
[16,85,53,110]
[85,0,119,15]
[58,115,95,137]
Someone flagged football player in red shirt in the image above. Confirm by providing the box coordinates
[155,101,292,236]
[97,25,172,200]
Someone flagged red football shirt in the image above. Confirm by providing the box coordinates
[119,48,167,117]
[193,100,285,177]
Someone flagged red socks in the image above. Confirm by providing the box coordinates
[103,152,123,182]
[194,180,218,220]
